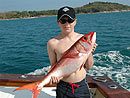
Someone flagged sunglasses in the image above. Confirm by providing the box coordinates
[59,19,75,24]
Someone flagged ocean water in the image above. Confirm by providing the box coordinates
[0,11,130,91]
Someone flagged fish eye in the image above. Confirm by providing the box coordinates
[84,37,87,40]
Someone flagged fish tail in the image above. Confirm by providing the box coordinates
[13,81,42,98]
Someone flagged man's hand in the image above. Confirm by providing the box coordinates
[49,76,63,85]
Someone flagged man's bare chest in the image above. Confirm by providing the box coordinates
[54,40,76,61]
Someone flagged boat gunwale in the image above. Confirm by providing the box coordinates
[0,73,129,98]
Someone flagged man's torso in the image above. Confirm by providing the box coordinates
[53,33,87,83]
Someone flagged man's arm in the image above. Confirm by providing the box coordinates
[85,53,94,70]
[47,39,62,84]
[47,39,57,66]
[84,43,98,70]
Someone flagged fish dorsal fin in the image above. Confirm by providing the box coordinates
[62,48,70,57]
[47,63,57,74]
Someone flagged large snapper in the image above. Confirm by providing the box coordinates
[13,32,96,98]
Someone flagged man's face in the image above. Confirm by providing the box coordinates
[57,16,77,33]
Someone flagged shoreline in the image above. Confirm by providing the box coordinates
[0,10,130,21]
[0,15,56,21]
[78,10,130,15]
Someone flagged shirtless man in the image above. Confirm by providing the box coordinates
[47,6,97,98]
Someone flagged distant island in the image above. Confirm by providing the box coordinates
[0,1,130,20]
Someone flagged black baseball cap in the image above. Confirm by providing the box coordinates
[57,6,75,20]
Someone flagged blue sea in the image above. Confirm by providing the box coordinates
[0,11,130,91]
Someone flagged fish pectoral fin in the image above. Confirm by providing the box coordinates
[13,81,42,98]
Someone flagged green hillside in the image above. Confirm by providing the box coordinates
[0,1,130,20]
[75,1,130,13]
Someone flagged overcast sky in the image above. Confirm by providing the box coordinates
[0,0,130,12]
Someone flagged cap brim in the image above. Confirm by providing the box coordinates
[59,14,75,20]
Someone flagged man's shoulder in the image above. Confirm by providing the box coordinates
[75,33,84,39]
[48,37,57,44]
[77,33,84,37]
[47,37,59,48]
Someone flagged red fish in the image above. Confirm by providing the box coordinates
[13,32,96,98]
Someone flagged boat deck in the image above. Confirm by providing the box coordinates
[0,86,56,98]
